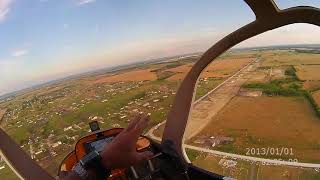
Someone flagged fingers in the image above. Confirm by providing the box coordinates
[133,113,150,136]
[125,113,150,144]
[126,113,142,132]
[135,151,154,162]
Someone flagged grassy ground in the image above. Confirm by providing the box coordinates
[260,51,320,67]
[0,165,20,180]
[195,78,224,100]
[193,96,320,163]
[191,153,320,180]
[185,148,201,162]
[242,79,306,97]
[295,65,320,81]
[243,64,320,117]
[192,153,250,180]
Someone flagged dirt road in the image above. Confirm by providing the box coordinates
[148,59,259,140]
[184,60,258,139]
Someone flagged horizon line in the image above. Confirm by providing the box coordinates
[1,43,319,99]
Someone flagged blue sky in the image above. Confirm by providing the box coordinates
[0,0,319,96]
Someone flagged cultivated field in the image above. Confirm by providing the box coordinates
[167,57,252,81]
[93,68,157,84]
[192,96,320,162]
[191,152,320,180]
[295,65,320,80]
[312,90,320,106]
[303,81,320,91]
[260,51,320,67]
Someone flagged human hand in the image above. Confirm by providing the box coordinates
[100,113,153,169]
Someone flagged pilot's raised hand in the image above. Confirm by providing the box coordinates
[101,113,154,169]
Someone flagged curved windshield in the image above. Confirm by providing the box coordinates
[188,23,320,179]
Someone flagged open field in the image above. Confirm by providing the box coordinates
[204,58,252,74]
[0,164,19,180]
[258,165,320,180]
[191,152,320,180]
[312,90,320,106]
[260,51,320,67]
[295,65,320,81]
[92,68,157,84]
[303,81,320,91]
[192,153,250,179]
[167,57,252,81]
[191,96,320,163]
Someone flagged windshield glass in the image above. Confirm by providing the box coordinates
[184,23,320,179]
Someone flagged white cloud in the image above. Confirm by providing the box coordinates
[12,49,29,57]
[0,0,13,23]
[77,0,96,6]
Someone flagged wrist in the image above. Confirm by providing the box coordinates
[101,152,113,169]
